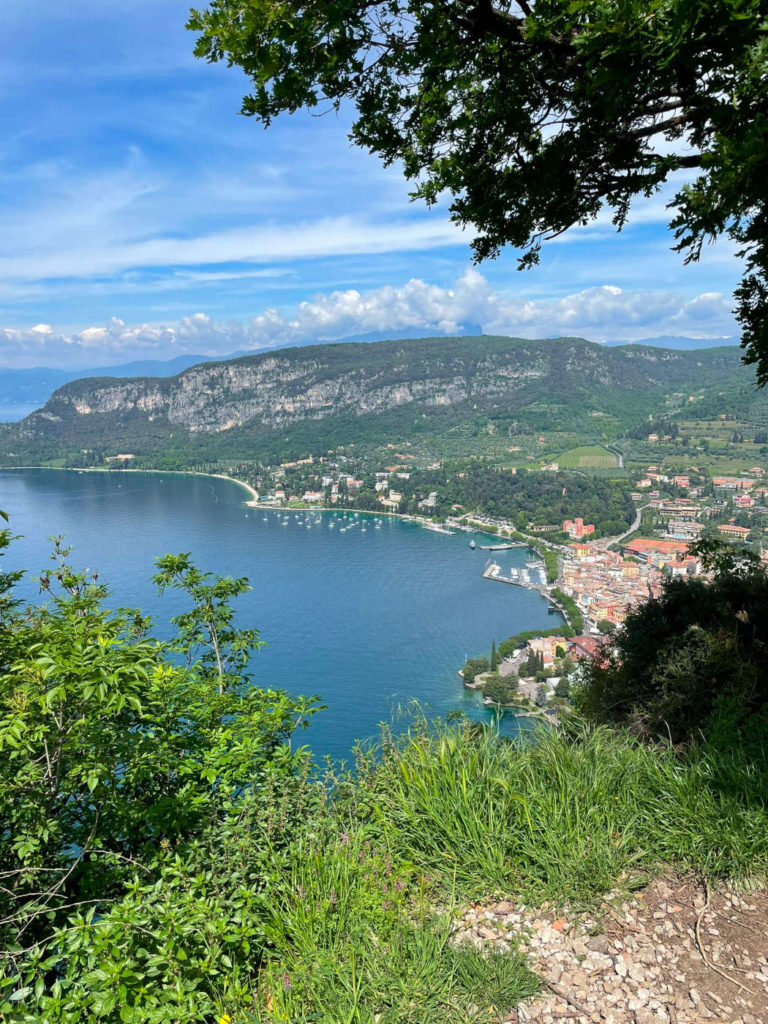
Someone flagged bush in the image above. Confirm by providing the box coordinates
[481,672,518,706]
[0,535,319,1017]
[461,656,489,684]
[574,542,768,744]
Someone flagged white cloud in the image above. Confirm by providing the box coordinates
[0,272,739,369]
[0,215,465,284]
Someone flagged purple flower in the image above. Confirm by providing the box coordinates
[340,831,350,845]
[282,973,292,992]
[394,878,404,892]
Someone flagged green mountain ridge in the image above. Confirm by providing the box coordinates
[0,335,762,464]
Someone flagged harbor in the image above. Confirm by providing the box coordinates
[478,542,527,550]
[482,559,548,591]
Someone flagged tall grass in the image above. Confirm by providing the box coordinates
[350,720,768,903]
[227,718,768,1021]
[245,823,539,1023]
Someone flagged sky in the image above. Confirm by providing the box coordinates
[0,0,743,369]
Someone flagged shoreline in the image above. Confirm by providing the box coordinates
[0,464,260,504]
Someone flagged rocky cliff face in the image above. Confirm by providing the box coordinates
[8,334,749,450]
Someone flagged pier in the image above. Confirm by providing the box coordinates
[483,561,543,590]
[478,542,527,550]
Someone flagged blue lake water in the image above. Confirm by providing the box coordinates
[0,469,562,761]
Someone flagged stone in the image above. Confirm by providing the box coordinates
[586,935,612,954]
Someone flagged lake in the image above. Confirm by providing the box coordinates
[0,469,562,761]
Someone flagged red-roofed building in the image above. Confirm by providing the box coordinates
[625,538,689,557]
[717,524,751,539]
[568,636,606,664]
[563,517,595,539]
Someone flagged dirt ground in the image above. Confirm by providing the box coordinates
[452,873,768,1023]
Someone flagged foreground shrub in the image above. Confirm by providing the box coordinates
[574,541,768,744]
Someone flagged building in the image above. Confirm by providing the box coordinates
[568,636,605,663]
[662,560,690,578]
[563,518,595,539]
[664,520,704,541]
[717,524,751,539]
[733,494,755,509]
[625,538,689,560]
[528,635,568,667]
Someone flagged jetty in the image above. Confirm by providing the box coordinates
[482,561,548,594]
[478,542,527,550]
[422,522,455,535]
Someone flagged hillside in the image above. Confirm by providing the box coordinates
[0,335,761,464]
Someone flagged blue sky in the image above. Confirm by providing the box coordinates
[0,0,742,368]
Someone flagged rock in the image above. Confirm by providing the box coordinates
[585,952,614,972]
[633,1010,657,1024]
[586,935,612,954]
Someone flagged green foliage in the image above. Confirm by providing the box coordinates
[461,656,489,685]
[355,720,768,902]
[551,588,584,633]
[153,552,263,692]
[534,684,548,709]
[554,677,572,701]
[252,820,540,1024]
[497,626,573,660]
[481,672,517,707]
[445,467,634,537]
[190,1,768,382]
[575,543,768,743]
[489,639,498,672]
[0,535,318,1016]
[596,619,616,636]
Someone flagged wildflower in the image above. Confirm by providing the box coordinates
[218,1016,231,1024]
[384,856,392,876]
[297,883,306,899]
[329,889,337,904]
[340,831,349,845]
[282,973,292,992]
[394,878,404,892]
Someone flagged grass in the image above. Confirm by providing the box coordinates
[556,445,619,469]
[243,815,539,1023]
[231,717,768,1021]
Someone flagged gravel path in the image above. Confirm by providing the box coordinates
[451,874,768,1023]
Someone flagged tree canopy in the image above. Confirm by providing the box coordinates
[574,541,768,744]
[189,1,768,382]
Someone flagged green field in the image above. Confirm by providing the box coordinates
[556,445,620,469]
